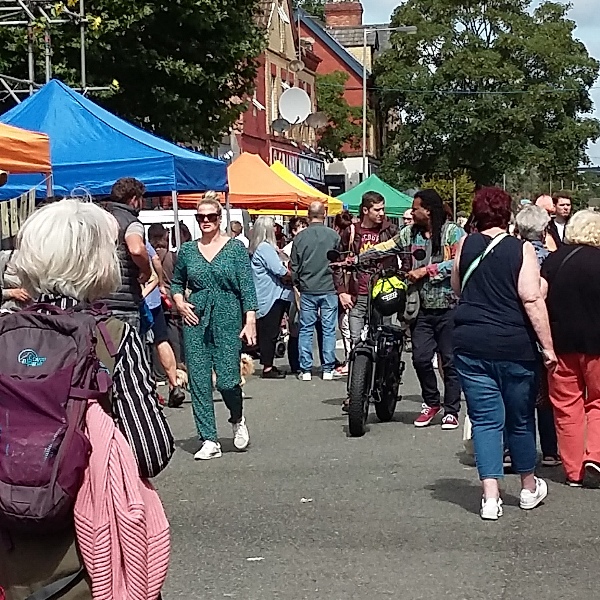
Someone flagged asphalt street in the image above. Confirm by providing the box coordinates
[156,357,599,600]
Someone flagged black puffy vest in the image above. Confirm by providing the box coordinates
[102,202,143,312]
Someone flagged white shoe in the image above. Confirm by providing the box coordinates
[233,416,250,450]
[520,477,548,510]
[194,440,222,460]
[322,371,342,381]
[480,497,503,521]
[298,372,312,381]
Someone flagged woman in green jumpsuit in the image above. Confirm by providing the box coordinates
[172,197,257,460]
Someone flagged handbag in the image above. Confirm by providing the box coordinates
[461,233,509,292]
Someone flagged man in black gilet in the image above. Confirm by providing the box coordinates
[102,177,152,332]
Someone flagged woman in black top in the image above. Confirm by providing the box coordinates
[542,209,600,486]
[451,187,556,521]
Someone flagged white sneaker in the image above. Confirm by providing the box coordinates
[298,372,312,381]
[480,497,503,521]
[322,371,342,381]
[194,440,222,460]
[520,477,548,510]
[232,416,250,450]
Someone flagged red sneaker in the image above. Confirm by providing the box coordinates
[414,404,441,427]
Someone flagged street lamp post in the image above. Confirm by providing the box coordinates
[362,26,417,180]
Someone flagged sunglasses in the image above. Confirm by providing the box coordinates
[195,213,220,223]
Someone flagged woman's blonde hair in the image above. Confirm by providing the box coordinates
[198,191,222,215]
[565,209,600,247]
[249,216,277,254]
[14,198,121,301]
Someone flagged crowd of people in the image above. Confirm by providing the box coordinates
[1,174,599,597]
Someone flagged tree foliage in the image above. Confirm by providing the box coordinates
[0,0,267,148]
[375,0,600,186]
[421,172,476,214]
[292,0,325,20]
[316,71,362,159]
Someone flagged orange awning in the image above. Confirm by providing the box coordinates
[0,122,51,175]
[227,153,317,210]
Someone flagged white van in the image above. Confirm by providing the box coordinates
[139,207,250,250]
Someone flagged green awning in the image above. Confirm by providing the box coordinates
[338,175,413,218]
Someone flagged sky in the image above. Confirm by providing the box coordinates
[362,0,600,165]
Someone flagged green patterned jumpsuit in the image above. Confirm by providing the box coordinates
[171,239,258,442]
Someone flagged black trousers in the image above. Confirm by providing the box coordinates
[411,307,461,415]
[258,299,290,368]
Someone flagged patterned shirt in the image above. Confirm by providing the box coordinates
[360,222,466,310]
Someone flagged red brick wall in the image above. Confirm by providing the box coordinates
[324,2,363,27]
[240,54,269,161]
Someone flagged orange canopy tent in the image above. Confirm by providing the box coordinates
[227,153,320,210]
[0,123,51,175]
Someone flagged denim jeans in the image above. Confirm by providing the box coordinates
[299,293,338,373]
[456,353,538,480]
[411,308,461,415]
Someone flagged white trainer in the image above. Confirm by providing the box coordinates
[520,477,548,510]
[322,371,342,381]
[233,416,250,450]
[298,372,312,381]
[194,440,222,461]
[480,497,503,521]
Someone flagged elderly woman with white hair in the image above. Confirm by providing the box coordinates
[0,198,173,600]
[514,205,560,467]
[250,216,294,379]
[542,209,600,486]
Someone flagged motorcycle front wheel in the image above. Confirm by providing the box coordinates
[374,347,400,422]
[348,353,372,437]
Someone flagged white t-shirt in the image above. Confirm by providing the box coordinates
[555,221,566,242]
[235,234,250,248]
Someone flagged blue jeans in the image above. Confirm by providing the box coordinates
[299,293,338,373]
[456,354,538,479]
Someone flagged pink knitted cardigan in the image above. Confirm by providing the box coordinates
[74,401,170,600]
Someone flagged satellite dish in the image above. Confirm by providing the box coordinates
[306,111,329,129]
[288,59,306,73]
[279,87,312,125]
[271,118,291,134]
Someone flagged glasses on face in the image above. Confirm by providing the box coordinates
[196,213,219,223]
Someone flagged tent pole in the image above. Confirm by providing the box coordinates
[172,190,181,249]
[225,192,231,235]
[46,173,53,198]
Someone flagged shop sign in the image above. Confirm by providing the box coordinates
[271,147,325,185]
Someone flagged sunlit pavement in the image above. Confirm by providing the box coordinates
[157,359,597,600]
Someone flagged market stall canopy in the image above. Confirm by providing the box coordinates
[338,175,413,218]
[270,161,343,216]
[226,153,317,210]
[0,79,227,200]
[0,123,51,175]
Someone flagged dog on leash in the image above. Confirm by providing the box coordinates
[175,354,255,391]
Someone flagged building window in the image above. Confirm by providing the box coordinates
[271,75,278,129]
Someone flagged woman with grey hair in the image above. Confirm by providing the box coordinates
[515,205,551,265]
[514,204,560,467]
[250,216,293,379]
[0,198,173,599]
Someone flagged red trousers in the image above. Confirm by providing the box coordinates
[548,353,600,481]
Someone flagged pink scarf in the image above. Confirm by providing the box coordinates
[74,401,170,600]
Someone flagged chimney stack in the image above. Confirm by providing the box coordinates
[324,1,363,28]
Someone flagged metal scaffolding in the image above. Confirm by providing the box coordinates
[0,0,107,103]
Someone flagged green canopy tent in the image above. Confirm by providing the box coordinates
[338,174,413,218]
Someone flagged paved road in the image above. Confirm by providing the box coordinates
[156,359,598,600]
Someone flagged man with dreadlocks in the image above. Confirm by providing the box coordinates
[360,189,466,430]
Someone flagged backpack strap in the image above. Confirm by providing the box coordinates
[461,233,509,292]
[24,567,86,600]
[94,317,125,414]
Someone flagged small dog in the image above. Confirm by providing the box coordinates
[176,355,255,391]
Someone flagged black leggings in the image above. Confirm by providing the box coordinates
[257,299,290,368]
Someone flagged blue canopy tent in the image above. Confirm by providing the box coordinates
[0,79,228,200]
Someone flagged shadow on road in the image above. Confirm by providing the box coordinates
[425,478,520,515]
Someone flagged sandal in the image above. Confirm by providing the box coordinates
[542,455,562,467]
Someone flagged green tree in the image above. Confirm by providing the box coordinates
[315,71,362,159]
[293,0,325,20]
[0,0,267,149]
[421,172,476,214]
[375,0,600,186]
